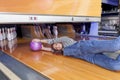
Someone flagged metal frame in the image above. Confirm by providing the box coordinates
[0,13,101,24]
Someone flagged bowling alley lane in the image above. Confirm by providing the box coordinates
[1,38,120,80]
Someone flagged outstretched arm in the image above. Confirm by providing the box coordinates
[32,39,48,44]
[41,45,53,52]
[32,36,72,44]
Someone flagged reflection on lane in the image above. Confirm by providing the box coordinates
[0,52,50,80]
[0,38,17,53]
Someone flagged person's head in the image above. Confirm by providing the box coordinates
[51,42,63,54]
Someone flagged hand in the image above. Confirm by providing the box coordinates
[40,44,53,52]
[41,44,45,50]
[32,39,41,42]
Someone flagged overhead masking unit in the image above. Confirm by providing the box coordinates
[0,0,101,23]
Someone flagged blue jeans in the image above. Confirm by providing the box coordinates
[63,36,120,71]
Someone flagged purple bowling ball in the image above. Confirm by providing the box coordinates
[30,41,42,51]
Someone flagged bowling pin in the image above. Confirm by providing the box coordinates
[48,26,51,34]
[7,28,12,41]
[2,28,6,39]
[5,27,7,39]
[13,27,17,38]
[53,26,58,38]
[0,29,3,41]
[10,28,14,39]
[80,24,86,40]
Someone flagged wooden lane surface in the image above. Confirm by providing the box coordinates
[2,39,120,80]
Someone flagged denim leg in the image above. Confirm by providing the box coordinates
[93,53,120,71]
[63,36,120,56]
[80,36,120,54]
[73,53,120,71]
